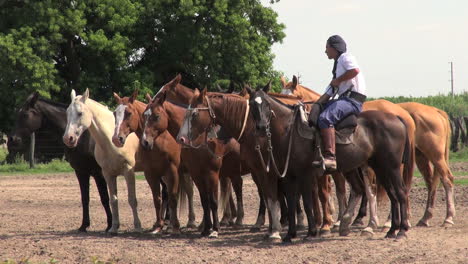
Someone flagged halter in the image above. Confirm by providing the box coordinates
[253,98,297,178]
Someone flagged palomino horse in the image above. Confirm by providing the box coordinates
[398,102,455,227]
[249,83,411,239]
[10,92,112,232]
[281,75,417,230]
[112,90,188,234]
[143,76,247,237]
[178,88,310,241]
[63,89,142,234]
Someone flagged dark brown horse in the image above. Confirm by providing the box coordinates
[112,90,194,234]
[249,84,411,239]
[10,92,112,232]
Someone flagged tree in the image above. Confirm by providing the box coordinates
[0,0,285,133]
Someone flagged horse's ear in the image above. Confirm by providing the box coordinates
[292,75,298,89]
[113,92,121,104]
[239,86,248,97]
[168,74,182,88]
[262,80,272,93]
[71,89,76,101]
[145,93,153,104]
[245,85,254,95]
[81,88,89,102]
[130,89,139,103]
[227,81,235,93]
[193,88,200,98]
[29,92,40,107]
[280,76,287,88]
[155,90,166,104]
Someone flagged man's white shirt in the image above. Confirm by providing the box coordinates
[325,52,366,97]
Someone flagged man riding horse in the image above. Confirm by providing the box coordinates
[311,35,367,171]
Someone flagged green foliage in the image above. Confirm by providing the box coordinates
[450,148,468,162]
[0,147,6,163]
[373,92,468,118]
[0,0,285,133]
[0,159,73,175]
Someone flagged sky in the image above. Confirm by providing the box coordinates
[262,0,468,98]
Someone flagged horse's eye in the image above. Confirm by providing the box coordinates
[191,111,199,118]
[77,112,83,117]
[125,111,132,118]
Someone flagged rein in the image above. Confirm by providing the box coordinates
[254,102,298,178]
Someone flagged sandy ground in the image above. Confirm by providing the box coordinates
[0,162,467,264]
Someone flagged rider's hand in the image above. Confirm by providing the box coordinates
[330,79,341,87]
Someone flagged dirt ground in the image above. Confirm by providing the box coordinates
[0,162,467,264]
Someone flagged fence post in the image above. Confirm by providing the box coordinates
[29,132,35,168]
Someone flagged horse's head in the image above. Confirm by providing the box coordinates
[10,92,43,146]
[280,75,299,95]
[177,88,214,146]
[63,89,92,148]
[112,89,140,147]
[248,81,274,134]
[140,91,170,150]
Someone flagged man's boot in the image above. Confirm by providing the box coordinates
[321,127,337,171]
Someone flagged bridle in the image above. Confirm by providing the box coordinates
[253,95,297,178]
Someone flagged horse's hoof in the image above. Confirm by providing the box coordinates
[442,220,454,227]
[186,221,197,229]
[233,223,243,229]
[78,226,88,233]
[149,227,162,235]
[282,236,293,243]
[385,232,397,239]
[219,220,229,227]
[416,220,430,227]
[381,226,391,233]
[339,228,350,237]
[208,231,218,238]
[396,231,407,240]
[352,218,365,227]
[133,227,143,233]
[296,224,306,231]
[320,229,332,238]
[360,227,374,237]
[250,226,261,233]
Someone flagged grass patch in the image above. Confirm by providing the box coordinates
[0,147,7,163]
[0,159,73,175]
[450,148,468,162]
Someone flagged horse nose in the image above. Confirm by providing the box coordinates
[141,139,152,150]
[63,135,75,146]
[177,136,187,144]
[119,136,125,144]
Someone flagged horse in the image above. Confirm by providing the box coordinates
[398,102,455,227]
[63,89,142,234]
[281,75,417,230]
[112,90,190,234]
[249,83,411,239]
[143,75,248,237]
[9,92,112,232]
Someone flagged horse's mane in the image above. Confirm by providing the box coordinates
[207,92,248,134]
[268,92,302,100]
[35,97,68,109]
[268,94,295,110]
[298,84,321,96]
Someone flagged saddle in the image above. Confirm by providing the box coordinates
[297,105,357,145]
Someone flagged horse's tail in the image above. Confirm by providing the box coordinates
[437,109,451,163]
[177,167,190,216]
[397,116,413,191]
[219,176,233,220]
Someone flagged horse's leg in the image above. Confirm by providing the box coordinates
[76,171,91,232]
[339,170,363,236]
[361,168,379,235]
[283,177,298,243]
[311,179,322,230]
[105,173,120,234]
[144,169,163,234]
[432,159,455,227]
[317,173,332,235]
[296,195,305,230]
[209,173,220,238]
[415,151,437,227]
[93,171,112,232]
[231,174,244,227]
[302,172,318,240]
[381,178,400,239]
[331,172,347,227]
[353,192,367,226]
[279,184,288,227]
[250,172,266,232]
[165,163,181,234]
[161,181,170,225]
[263,173,281,241]
[124,170,142,232]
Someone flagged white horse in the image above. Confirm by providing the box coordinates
[63,89,142,233]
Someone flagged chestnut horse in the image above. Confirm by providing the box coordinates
[112,90,193,234]
[249,84,411,239]
[63,89,142,234]
[398,102,455,227]
[143,77,246,237]
[10,92,112,232]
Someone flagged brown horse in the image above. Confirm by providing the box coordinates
[398,102,455,227]
[281,75,417,230]
[142,77,246,237]
[112,90,194,234]
[249,84,411,239]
